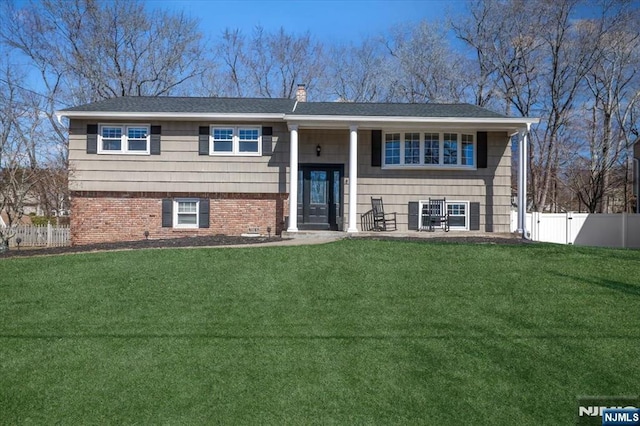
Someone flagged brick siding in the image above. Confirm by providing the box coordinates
[70,191,288,245]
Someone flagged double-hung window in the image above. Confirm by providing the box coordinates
[461,134,474,166]
[424,133,440,165]
[211,126,261,156]
[238,128,259,153]
[98,124,150,154]
[447,202,468,229]
[384,133,400,165]
[383,131,475,169]
[443,133,458,165]
[404,133,420,165]
[174,199,199,228]
[419,200,469,230]
[212,128,234,153]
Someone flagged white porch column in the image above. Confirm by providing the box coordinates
[347,125,359,233]
[517,124,530,237]
[288,124,299,232]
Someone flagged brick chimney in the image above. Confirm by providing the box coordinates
[296,84,307,102]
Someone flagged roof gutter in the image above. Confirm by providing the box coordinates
[56,110,539,134]
[55,111,288,122]
[55,112,65,126]
[285,115,539,133]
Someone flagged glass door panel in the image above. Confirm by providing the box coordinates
[297,165,343,230]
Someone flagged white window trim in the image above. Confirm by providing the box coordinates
[173,198,199,229]
[383,131,477,170]
[418,199,469,231]
[97,124,150,155]
[210,125,262,156]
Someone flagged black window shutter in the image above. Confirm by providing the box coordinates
[469,202,480,230]
[198,126,209,155]
[199,198,210,228]
[87,124,98,154]
[150,125,161,155]
[408,201,419,230]
[371,130,382,167]
[162,199,173,227]
[477,132,488,168]
[262,126,273,156]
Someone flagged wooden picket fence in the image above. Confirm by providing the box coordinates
[7,223,70,248]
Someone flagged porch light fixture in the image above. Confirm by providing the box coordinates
[316,144,321,156]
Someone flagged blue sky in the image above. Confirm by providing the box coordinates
[148,0,466,43]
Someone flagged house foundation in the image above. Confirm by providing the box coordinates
[70,191,287,245]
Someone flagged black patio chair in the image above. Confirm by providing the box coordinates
[421,198,450,232]
[370,197,397,231]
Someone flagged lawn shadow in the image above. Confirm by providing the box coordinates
[1,333,639,340]
[552,272,640,297]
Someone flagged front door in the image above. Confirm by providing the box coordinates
[297,164,343,230]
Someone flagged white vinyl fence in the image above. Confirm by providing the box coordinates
[6,223,70,248]
[511,211,640,248]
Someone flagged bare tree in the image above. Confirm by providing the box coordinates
[0,0,210,229]
[2,0,208,103]
[528,0,635,212]
[455,0,637,213]
[250,26,325,99]
[454,1,544,114]
[451,0,502,109]
[212,26,327,99]
[216,28,247,97]
[327,39,392,102]
[385,21,467,103]
[579,5,640,212]
[0,61,45,249]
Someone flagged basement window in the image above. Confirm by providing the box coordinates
[418,200,469,230]
[174,199,199,228]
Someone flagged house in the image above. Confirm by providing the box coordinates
[56,86,538,245]
[0,211,33,227]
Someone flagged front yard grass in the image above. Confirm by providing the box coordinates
[1,239,638,424]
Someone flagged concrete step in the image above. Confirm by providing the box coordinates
[281,230,347,239]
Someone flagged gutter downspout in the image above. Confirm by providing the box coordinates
[517,124,531,240]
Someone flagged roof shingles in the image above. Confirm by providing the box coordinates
[62,97,296,114]
[61,96,508,119]
[292,101,505,118]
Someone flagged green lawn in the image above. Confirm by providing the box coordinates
[1,239,639,424]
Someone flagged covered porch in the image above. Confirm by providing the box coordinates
[284,115,536,236]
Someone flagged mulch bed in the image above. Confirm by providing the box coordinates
[1,234,534,259]
[0,235,283,259]
[356,235,534,245]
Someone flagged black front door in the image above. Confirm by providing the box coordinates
[297,164,343,230]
